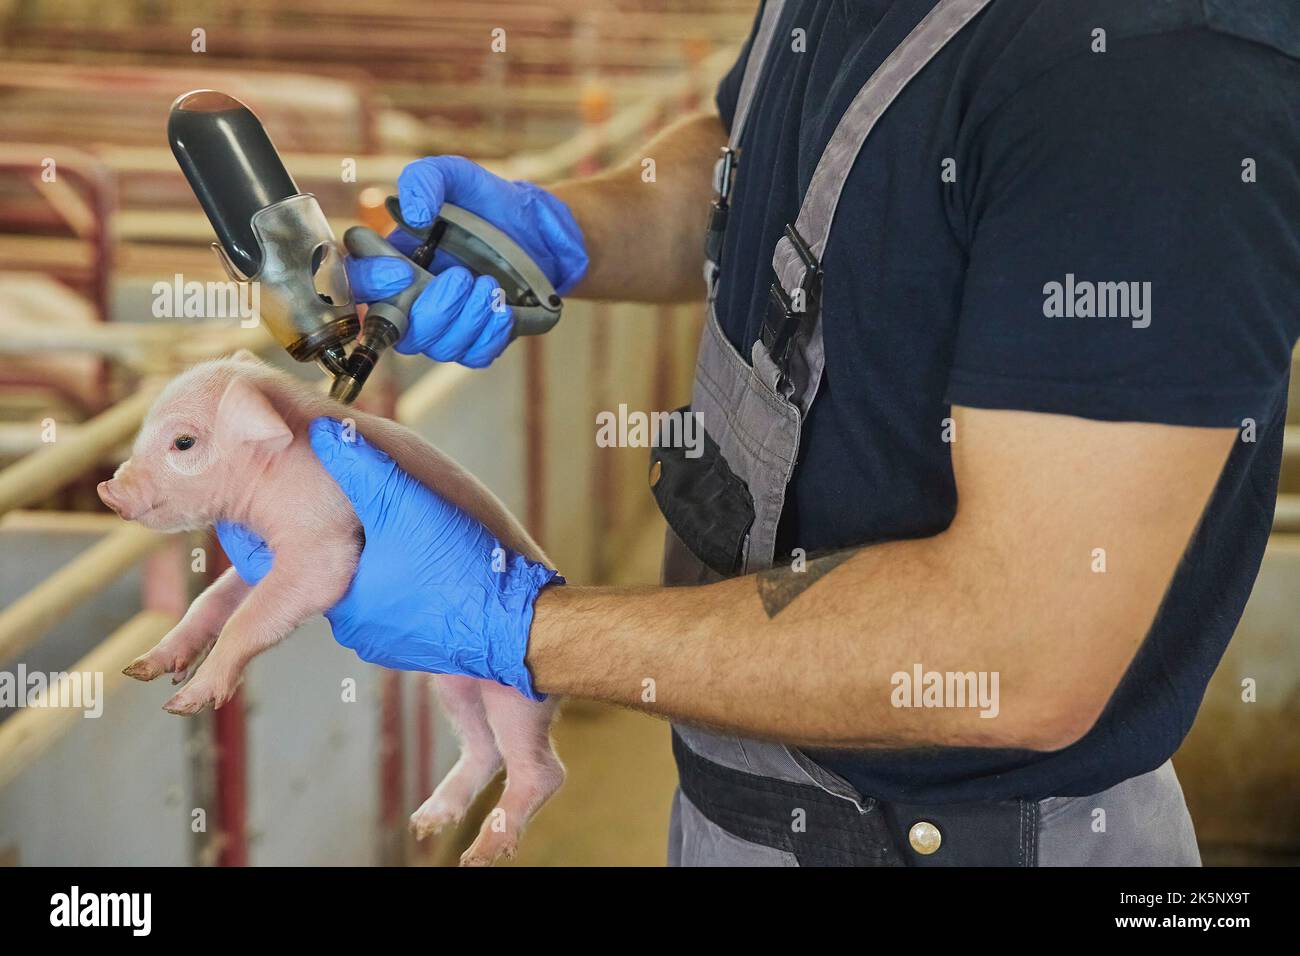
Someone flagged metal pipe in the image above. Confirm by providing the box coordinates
[0,523,170,665]
[0,321,268,367]
[0,422,89,458]
[0,510,122,534]
[0,609,177,792]
[0,320,218,354]
[0,385,159,518]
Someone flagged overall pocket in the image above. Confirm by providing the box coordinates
[649,406,755,578]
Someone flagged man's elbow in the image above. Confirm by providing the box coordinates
[1008,698,1106,752]
[996,671,1117,752]
[982,608,1149,752]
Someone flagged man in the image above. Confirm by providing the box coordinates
[221,0,1300,865]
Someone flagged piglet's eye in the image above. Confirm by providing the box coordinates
[173,435,196,451]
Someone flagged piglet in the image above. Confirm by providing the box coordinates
[98,350,563,865]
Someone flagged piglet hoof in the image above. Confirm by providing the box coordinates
[162,676,233,716]
[122,656,165,682]
[408,804,461,842]
[162,689,209,716]
[459,841,517,867]
[460,818,520,867]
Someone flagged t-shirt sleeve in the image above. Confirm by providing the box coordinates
[946,30,1300,428]
[715,2,765,133]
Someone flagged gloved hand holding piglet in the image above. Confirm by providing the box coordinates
[97,350,564,865]
[98,158,585,864]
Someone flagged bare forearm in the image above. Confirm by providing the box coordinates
[526,411,1231,751]
[528,532,1062,750]
[547,112,725,303]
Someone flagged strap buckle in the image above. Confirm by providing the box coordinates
[761,224,822,371]
[704,146,740,267]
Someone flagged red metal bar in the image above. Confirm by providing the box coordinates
[357,357,407,863]
[378,669,405,859]
[207,544,250,867]
[214,688,249,867]
[589,318,613,579]
[0,152,114,323]
[524,336,548,545]
[412,675,435,863]
[0,150,116,407]
[415,676,433,808]
[575,84,610,575]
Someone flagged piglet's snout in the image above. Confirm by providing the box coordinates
[98,478,138,519]
[97,479,123,516]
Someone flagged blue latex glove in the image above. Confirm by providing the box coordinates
[345,155,588,368]
[216,418,561,700]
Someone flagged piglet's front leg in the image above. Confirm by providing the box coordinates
[163,540,355,715]
[124,567,251,685]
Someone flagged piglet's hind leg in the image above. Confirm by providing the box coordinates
[410,675,502,840]
[461,682,563,866]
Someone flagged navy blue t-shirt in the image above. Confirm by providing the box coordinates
[713,0,1300,801]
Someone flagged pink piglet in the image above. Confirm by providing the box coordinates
[99,351,564,865]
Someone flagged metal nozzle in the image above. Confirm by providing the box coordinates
[328,345,377,405]
[328,313,399,404]
[318,342,351,378]
[329,375,363,405]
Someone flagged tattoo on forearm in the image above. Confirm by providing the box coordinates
[756,550,856,619]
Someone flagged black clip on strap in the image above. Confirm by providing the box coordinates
[761,223,822,373]
[704,147,739,268]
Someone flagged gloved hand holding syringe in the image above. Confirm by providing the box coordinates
[168,90,587,402]
[168,88,591,708]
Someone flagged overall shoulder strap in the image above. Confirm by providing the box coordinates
[704,0,789,290]
[773,0,992,294]
[729,0,789,149]
[766,0,993,414]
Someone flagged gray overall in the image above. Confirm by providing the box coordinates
[655,0,1202,866]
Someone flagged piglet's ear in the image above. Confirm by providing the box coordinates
[215,377,292,451]
[230,348,262,365]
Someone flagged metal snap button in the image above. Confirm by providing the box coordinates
[908,820,942,855]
